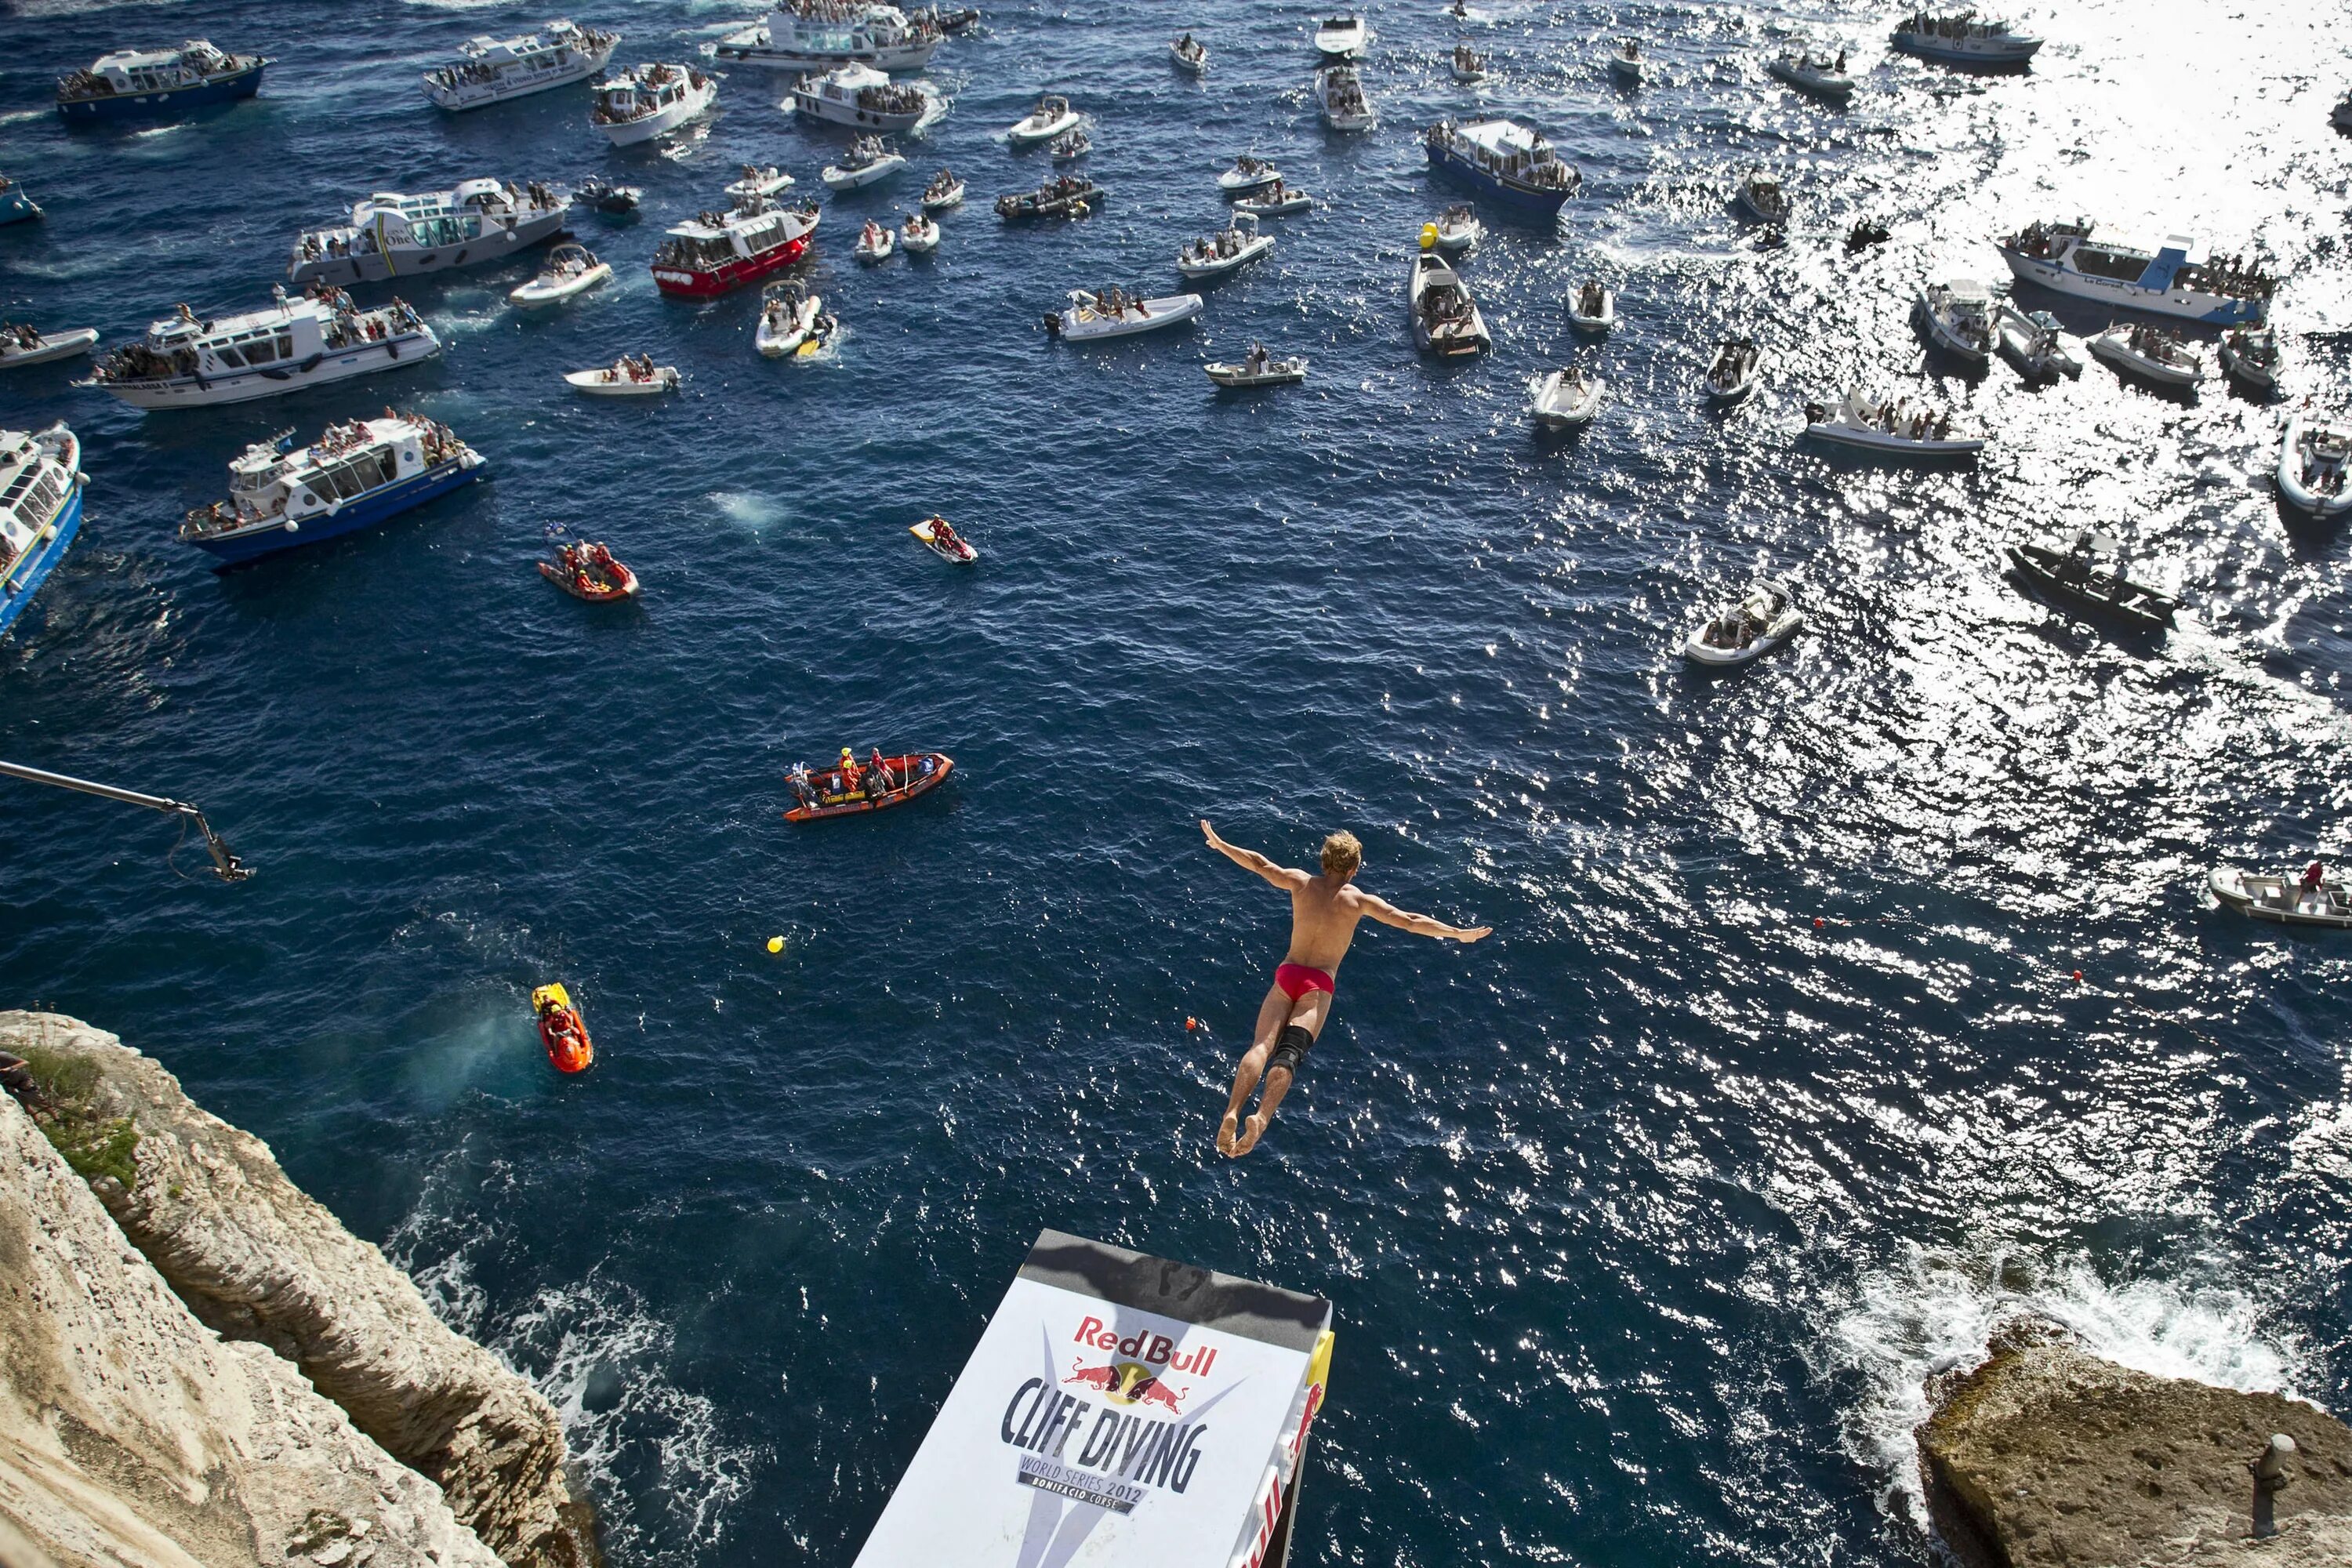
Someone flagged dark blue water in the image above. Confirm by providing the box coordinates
[5,1,2350,1563]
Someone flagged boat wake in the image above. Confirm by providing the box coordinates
[1820,1243,2304,1530]
[708,490,787,532]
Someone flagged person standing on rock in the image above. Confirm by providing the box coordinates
[1200,820,1490,1158]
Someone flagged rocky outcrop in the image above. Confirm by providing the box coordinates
[0,1012,596,1568]
[0,1081,502,1568]
[1920,1321,2352,1567]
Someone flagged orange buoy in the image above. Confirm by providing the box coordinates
[532,983,594,1074]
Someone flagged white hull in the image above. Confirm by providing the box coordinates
[1766,58,1853,100]
[1805,421,1983,456]
[565,366,678,395]
[509,260,612,307]
[920,180,966,211]
[1205,359,1306,387]
[901,222,938,253]
[1316,70,1374,131]
[423,38,617,111]
[1171,42,1208,74]
[1567,291,1614,333]
[0,328,100,368]
[1177,234,1272,279]
[597,79,714,146]
[1529,372,1601,429]
[2089,328,2204,387]
[1217,165,1282,195]
[1608,56,1641,85]
[1314,23,1369,59]
[1236,191,1311,216]
[1007,111,1080,147]
[1706,368,1758,404]
[717,37,940,72]
[1994,306,2082,377]
[757,297,821,357]
[1686,581,1802,666]
[2278,415,2352,518]
[1893,29,2040,64]
[792,79,942,132]
[100,332,437,410]
[1999,248,2263,326]
[855,230,896,262]
[2220,339,2278,393]
[1918,296,1991,362]
[823,154,908,191]
[2209,868,2352,928]
[1051,294,1203,341]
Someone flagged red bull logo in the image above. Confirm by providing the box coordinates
[1070,1316,1220,1376]
[1063,1359,1189,1412]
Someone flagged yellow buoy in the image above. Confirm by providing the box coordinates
[1419,222,1438,252]
[766,936,785,953]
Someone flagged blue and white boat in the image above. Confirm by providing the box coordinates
[0,176,41,226]
[1998,220,2272,325]
[179,413,485,566]
[0,425,85,641]
[1424,118,1581,218]
[85,287,437,411]
[1890,10,2040,65]
[56,40,270,124]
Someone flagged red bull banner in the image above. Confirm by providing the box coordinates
[854,1231,1335,1568]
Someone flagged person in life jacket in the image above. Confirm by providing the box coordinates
[532,985,593,1074]
[837,748,862,798]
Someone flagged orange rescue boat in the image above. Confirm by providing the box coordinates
[540,539,640,602]
[784,752,953,823]
[532,983,594,1073]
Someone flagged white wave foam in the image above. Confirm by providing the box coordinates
[709,490,786,532]
[1822,1244,2303,1530]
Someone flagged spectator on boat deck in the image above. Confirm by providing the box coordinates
[838,749,861,796]
[870,749,894,795]
[2307,859,2329,891]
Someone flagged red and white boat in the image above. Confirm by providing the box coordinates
[649,195,819,298]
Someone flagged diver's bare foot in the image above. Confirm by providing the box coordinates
[1230,1114,1268,1156]
[1217,1111,1240,1156]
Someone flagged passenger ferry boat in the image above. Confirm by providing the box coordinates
[650,195,819,297]
[56,40,270,123]
[289,179,570,287]
[715,3,943,72]
[1425,118,1581,218]
[0,425,85,642]
[1890,10,2041,65]
[790,63,941,130]
[85,286,438,411]
[1998,220,2271,325]
[180,413,485,567]
[422,20,620,111]
[850,1230,1334,1568]
[592,64,717,145]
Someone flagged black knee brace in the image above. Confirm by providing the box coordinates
[1268,1025,1315,1076]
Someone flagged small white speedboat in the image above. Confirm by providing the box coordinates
[854,219,896,262]
[1171,34,1209,75]
[565,361,678,396]
[507,243,612,307]
[1177,211,1273,280]
[724,165,794,203]
[1704,338,1762,403]
[1529,368,1602,430]
[1608,40,1642,85]
[2278,412,2352,518]
[1007,94,1080,146]
[756,283,822,357]
[2089,322,2205,388]
[1766,52,1854,101]
[1044,288,1204,341]
[1566,281,1616,333]
[2209,866,2352,929]
[1802,389,1984,458]
[1205,347,1308,387]
[1734,168,1790,225]
[1995,303,2082,379]
[900,213,940,253]
[1313,14,1370,59]
[1685,579,1802,668]
[1428,203,1482,253]
[0,325,100,369]
[1218,155,1283,196]
[1234,183,1312,217]
[822,137,907,191]
[1916,279,1995,363]
[921,170,967,211]
[2219,327,2281,394]
[1451,44,1488,84]
[1316,64,1376,132]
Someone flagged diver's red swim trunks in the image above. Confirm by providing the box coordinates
[1274,964,1335,1000]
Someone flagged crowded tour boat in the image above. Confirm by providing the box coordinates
[0,324,100,371]
[56,40,270,123]
[1998,220,2271,325]
[0,424,84,642]
[650,195,819,296]
[1567,280,1616,332]
[509,243,612,307]
[1425,118,1582,217]
[822,136,908,190]
[1313,15,1370,60]
[2088,321,2206,388]
[756,280,824,356]
[1685,579,1802,669]
[1316,65,1376,132]
[1044,286,1204,341]
[1452,44,1488,84]
[791,63,942,131]
[85,287,435,411]
[289,179,569,288]
[1177,212,1272,280]
[995,175,1101,222]
[900,212,940,253]
[1803,390,1984,458]
[1234,180,1312,217]
[910,515,976,562]
[1529,368,1602,430]
[2005,532,2177,630]
[1994,303,2082,379]
[2278,413,2352,519]
[1766,50,1853,100]
[178,412,484,567]
[785,750,953,822]
[1007,94,1080,147]
[591,64,716,145]
[1171,34,1209,74]
[1429,204,1481,253]
[1205,343,1308,387]
[0,175,40,225]
[726,165,796,202]
[1704,338,1762,403]
[2219,326,2281,394]
[1916,278,1995,362]
[1408,250,1490,358]
[422,21,619,111]
[1891,10,2042,65]
[854,219,896,262]
[542,537,638,601]
[564,354,679,395]
[716,3,943,73]
[921,169,966,209]
[1734,169,1790,225]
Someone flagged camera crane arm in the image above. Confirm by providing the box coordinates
[0,758,253,881]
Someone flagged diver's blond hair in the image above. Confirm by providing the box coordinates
[1320,832,1362,879]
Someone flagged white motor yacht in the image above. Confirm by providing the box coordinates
[1408,250,1490,358]
[289,178,569,287]
[83,287,436,410]
[1685,579,1802,668]
[1313,15,1369,60]
[822,136,908,190]
[423,21,618,111]
[1529,368,1602,430]
[1891,10,2041,65]
[789,63,942,132]
[564,357,679,395]
[1044,287,1205,342]
[2278,413,2352,518]
[508,242,612,307]
[1007,94,1080,146]
[1802,389,1984,457]
[590,63,715,145]
[1994,303,2082,379]
[1916,279,1995,362]
[715,4,943,72]
[1316,65,1375,131]
[2089,321,2205,388]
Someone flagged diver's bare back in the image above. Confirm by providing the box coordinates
[1284,878,1377,975]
